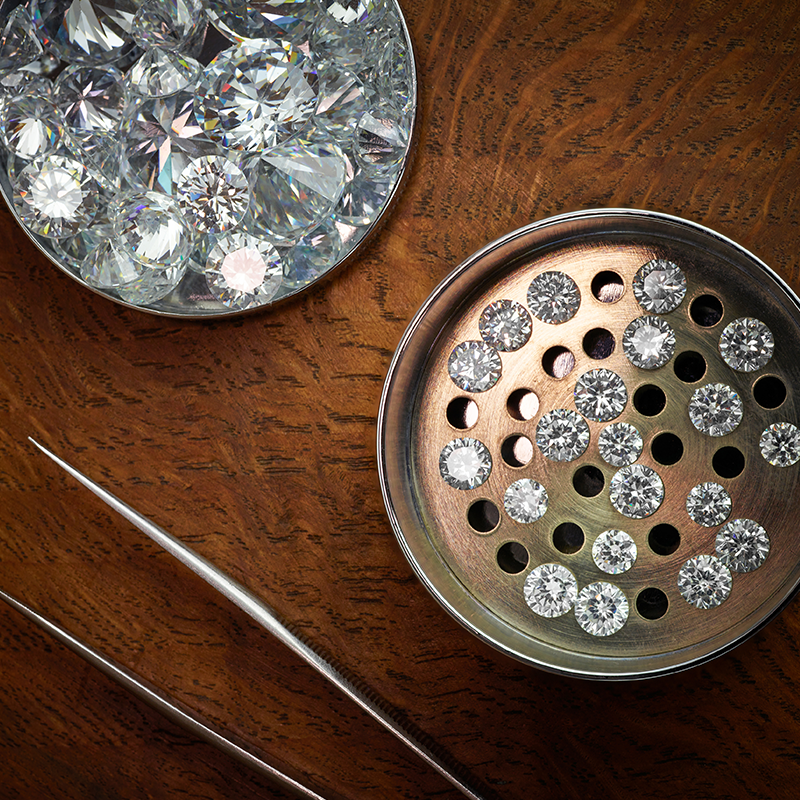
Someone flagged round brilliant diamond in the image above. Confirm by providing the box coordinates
[176,155,249,234]
[574,582,629,636]
[715,519,769,573]
[623,315,675,369]
[478,299,532,352]
[678,554,732,609]
[686,482,732,527]
[438,438,492,490]
[1,93,63,159]
[447,341,502,393]
[633,259,686,313]
[760,422,800,467]
[688,383,743,437]
[573,368,628,422]
[609,464,664,519]
[283,220,343,291]
[527,271,580,324]
[535,408,589,462]
[597,422,643,467]
[523,563,578,618]
[592,530,637,574]
[719,317,774,372]
[504,479,548,523]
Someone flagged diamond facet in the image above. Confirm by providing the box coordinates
[686,482,732,527]
[478,299,532,352]
[609,464,664,519]
[314,64,369,138]
[527,271,580,324]
[354,105,410,173]
[573,368,628,422]
[117,262,186,305]
[81,239,145,288]
[719,317,774,372]
[176,155,249,234]
[536,409,589,462]
[688,383,743,437]
[438,437,492,490]
[504,479,548,523]
[760,422,800,467]
[1,93,62,159]
[592,530,637,574]
[447,341,502,393]
[597,422,643,467]
[633,259,686,314]
[282,219,343,291]
[678,554,732,609]
[574,582,629,636]
[623,315,675,369]
[131,0,205,50]
[127,47,202,98]
[0,6,44,70]
[206,0,317,44]
[523,564,577,618]
[715,519,770,573]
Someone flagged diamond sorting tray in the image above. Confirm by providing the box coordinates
[378,209,800,679]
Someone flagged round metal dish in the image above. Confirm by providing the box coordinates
[378,209,800,679]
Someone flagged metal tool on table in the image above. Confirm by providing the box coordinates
[1,438,489,800]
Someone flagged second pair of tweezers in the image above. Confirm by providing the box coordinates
[0,439,490,800]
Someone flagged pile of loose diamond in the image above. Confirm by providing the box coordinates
[438,257,796,638]
[0,0,414,311]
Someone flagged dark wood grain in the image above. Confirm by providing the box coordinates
[3,0,800,798]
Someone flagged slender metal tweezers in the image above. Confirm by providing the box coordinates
[1,438,490,800]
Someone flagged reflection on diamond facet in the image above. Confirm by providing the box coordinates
[715,519,769,573]
[127,47,202,98]
[678,554,732,609]
[176,155,249,234]
[760,422,800,467]
[283,219,343,291]
[504,479,548,523]
[354,105,410,173]
[81,239,145,288]
[131,0,205,50]
[448,341,502,393]
[1,93,62,160]
[117,262,186,305]
[478,299,532,352]
[686,482,732,527]
[439,437,492,490]
[536,409,590,462]
[688,383,743,437]
[0,6,43,71]
[719,317,774,372]
[207,0,317,44]
[527,271,580,324]
[592,530,637,574]
[314,64,369,138]
[609,464,664,519]
[575,582,629,636]
[623,315,675,369]
[598,422,643,467]
[573,368,627,422]
[523,563,577,618]
[633,259,686,314]
[322,0,379,26]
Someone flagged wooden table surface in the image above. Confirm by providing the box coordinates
[3,1,800,798]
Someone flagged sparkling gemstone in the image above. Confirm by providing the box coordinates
[314,64,370,139]
[526,271,580,324]
[0,68,54,102]
[310,12,366,68]
[592,530,637,574]
[438,437,492,490]
[196,40,318,152]
[632,259,686,314]
[504,479,548,523]
[623,315,675,369]
[206,0,317,45]
[282,219,343,290]
[447,341,502,393]
[52,221,108,271]
[688,383,743,437]
[478,299,532,352]
[131,0,205,50]
[354,105,410,173]
[1,93,62,159]
[13,153,99,237]
[715,519,770,573]
[535,408,590,462]
[760,422,800,467]
[574,582,629,636]
[333,169,392,226]
[375,27,412,113]
[573,368,628,422]
[112,191,193,266]
[523,563,578,618]
[609,464,664,519]
[686,482,732,527]
[127,47,202,98]
[117,262,186,305]
[247,133,348,243]
[81,239,146,288]
[719,317,775,372]
[0,6,44,70]
[597,422,643,467]
[176,155,249,234]
[205,231,283,310]
[322,0,381,26]
[678,554,732,609]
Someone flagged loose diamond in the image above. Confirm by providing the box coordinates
[527,271,580,324]
[13,153,99,237]
[719,317,774,372]
[1,93,62,159]
[523,564,577,618]
[536,409,590,462]
[117,263,186,305]
[592,530,637,574]
[575,582,629,636]
[598,422,643,467]
[127,48,202,98]
[447,341,502,393]
[686,482,732,527]
[573,368,628,422]
[176,155,249,234]
[131,0,205,50]
[478,299,532,352]
[52,221,108,271]
[633,259,687,313]
[0,6,43,70]
[688,383,743,437]
[196,40,318,152]
[282,219,344,291]
[623,315,676,369]
[438,437,492,490]
[206,0,317,44]
[334,169,392,226]
[354,105,410,173]
[760,422,800,467]
[716,519,770,573]
[311,11,366,67]
[322,0,380,26]
[81,239,145,288]
[678,554,732,609]
[609,464,664,519]
[504,479,548,523]
[314,64,370,139]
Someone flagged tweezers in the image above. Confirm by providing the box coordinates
[0,438,490,800]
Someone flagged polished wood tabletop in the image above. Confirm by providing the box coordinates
[3,1,800,798]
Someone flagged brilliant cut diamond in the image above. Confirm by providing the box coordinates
[575,582,629,636]
[322,0,379,26]
[623,315,675,369]
[688,383,743,437]
[678,555,732,609]
[0,6,43,70]
[314,64,370,138]
[439,438,492,490]
[609,464,664,519]
[573,368,627,422]
[334,169,392,226]
[206,0,317,44]
[478,299,532,352]
[131,0,205,50]
[597,422,643,467]
[719,317,774,372]
[523,564,577,618]
[127,48,202,98]
[760,422,800,467]
[686,482,732,527]
[447,341,502,393]
[536,409,590,462]
[715,519,769,573]
[527,271,580,324]
[592,530,637,574]
[504,479,548,523]
[117,263,187,305]
[282,219,343,290]
[1,93,62,159]
[176,155,249,234]
[633,259,686,313]
[354,105,410,173]
[81,239,145,288]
